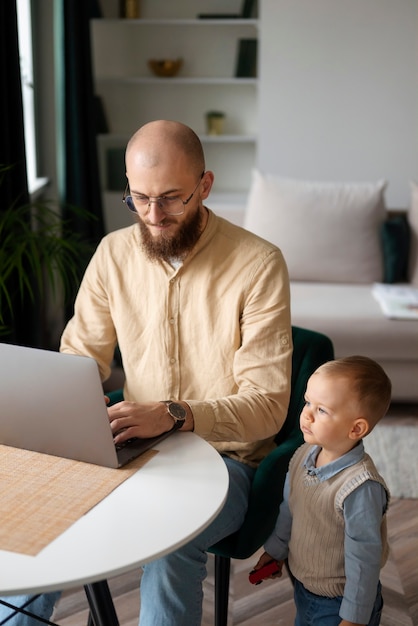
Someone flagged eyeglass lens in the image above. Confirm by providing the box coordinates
[126,196,184,215]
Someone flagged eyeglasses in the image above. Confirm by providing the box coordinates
[122,171,205,216]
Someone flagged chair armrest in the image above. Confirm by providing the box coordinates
[106,388,124,405]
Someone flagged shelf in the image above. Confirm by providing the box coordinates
[200,134,256,143]
[98,133,256,144]
[92,18,258,27]
[96,77,256,85]
[210,190,249,205]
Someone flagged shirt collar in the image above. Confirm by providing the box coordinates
[304,441,365,481]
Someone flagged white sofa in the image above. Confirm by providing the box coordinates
[244,172,418,402]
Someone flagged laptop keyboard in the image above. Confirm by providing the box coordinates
[114,437,138,451]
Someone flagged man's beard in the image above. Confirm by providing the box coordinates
[137,205,205,263]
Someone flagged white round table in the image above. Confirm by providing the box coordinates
[0,433,229,625]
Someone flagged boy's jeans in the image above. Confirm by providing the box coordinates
[294,579,384,626]
[0,456,254,626]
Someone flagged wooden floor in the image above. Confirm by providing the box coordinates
[55,405,418,626]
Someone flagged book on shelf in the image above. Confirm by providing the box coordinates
[198,0,258,19]
[106,148,126,192]
[241,0,258,18]
[94,95,109,134]
[235,39,258,78]
[372,283,418,320]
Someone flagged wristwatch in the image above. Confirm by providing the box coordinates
[161,400,186,430]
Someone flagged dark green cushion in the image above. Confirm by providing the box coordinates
[381,215,410,283]
[106,388,124,405]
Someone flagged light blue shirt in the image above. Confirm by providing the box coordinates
[264,441,388,623]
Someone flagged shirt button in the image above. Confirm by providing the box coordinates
[169,318,175,324]
[170,357,176,364]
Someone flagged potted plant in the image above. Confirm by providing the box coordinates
[0,164,95,340]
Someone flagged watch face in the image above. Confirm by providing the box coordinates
[169,402,186,420]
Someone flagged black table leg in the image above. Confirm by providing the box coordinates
[84,580,119,626]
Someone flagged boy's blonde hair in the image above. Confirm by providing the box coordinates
[315,356,392,430]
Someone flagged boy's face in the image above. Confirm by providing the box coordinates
[300,372,362,455]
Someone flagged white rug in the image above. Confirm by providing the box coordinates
[363,423,418,499]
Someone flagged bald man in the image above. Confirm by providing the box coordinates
[1,121,292,626]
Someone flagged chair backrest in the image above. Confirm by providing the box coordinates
[275,325,334,445]
[210,325,334,559]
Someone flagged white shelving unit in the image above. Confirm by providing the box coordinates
[91,5,258,231]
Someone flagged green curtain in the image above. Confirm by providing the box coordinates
[0,0,42,346]
[1,1,105,344]
[55,0,105,318]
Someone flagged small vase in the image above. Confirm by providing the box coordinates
[206,112,225,135]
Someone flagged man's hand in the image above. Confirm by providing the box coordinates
[107,400,192,444]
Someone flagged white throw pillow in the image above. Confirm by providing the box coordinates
[409,182,418,286]
[244,171,387,283]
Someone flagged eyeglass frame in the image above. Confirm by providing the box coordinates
[122,171,205,216]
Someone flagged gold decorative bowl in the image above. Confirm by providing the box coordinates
[148,58,183,78]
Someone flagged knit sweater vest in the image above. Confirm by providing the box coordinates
[288,443,390,598]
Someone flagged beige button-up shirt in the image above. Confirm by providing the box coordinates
[61,210,292,466]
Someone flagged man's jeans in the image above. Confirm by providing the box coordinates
[294,579,384,626]
[0,456,254,626]
[0,593,61,626]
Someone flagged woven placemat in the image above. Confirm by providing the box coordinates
[0,445,157,556]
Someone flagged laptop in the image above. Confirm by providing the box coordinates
[0,343,179,468]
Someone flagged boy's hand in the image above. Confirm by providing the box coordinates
[249,552,283,584]
[255,551,276,569]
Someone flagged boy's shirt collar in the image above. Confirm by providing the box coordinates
[304,441,364,481]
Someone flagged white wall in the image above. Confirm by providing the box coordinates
[258,0,418,208]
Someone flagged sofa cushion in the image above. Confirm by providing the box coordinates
[381,215,410,283]
[244,170,387,283]
[409,182,418,286]
[290,282,418,361]
[290,281,418,401]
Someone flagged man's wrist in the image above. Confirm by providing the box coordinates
[158,400,194,431]
[180,401,194,431]
[160,401,186,429]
